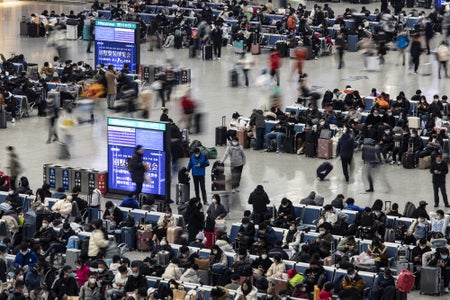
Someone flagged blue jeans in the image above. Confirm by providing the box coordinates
[255,127,265,150]
[265,132,285,151]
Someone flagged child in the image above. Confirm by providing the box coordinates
[291,283,308,299]
[319,281,333,300]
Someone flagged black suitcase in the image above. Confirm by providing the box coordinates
[211,174,226,191]
[189,45,196,58]
[27,22,39,38]
[0,109,6,129]
[215,116,227,146]
[420,266,441,295]
[276,41,289,57]
[174,35,182,49]
[202,44,213,60]
[283,135,296,154]
[402,152,415,169]
[303,142,316,157]
[230,68,239,87]
[316,162,333,181]
[121,227,136,250]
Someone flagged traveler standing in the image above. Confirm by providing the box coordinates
[220,136,246,193]
[410,35,422,74]
[238,52,254,87]
[430,154,450,208]
[128,145,149,197]
[248,185,270,224]
[211,24,223,60]
[336,129,355,183]
[436,41,450,79]
[105,65,119,109]
[186,148,210,205]
[249,109,266,150]
[6,146,21,191]
[335,33,345,69]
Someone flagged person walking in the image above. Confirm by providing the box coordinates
[180,91,195,132]
[430,154,450,208]
[410,35,422,74]
[336,129,355,183]
[238,52,254,87]
[220,136,246,193]
[335,33,345,69]
[128,145,149,197]
[436,40,450,79]
[269,48,282,86]
[361,138,381,192]
[6,146,21,191]
[57,107,77,160]
[86,14,95,53]
[186,147,210,205]
[105,65,119,109]
[248,185,270,224]
[396,27,409,66]
[45,94,59,144]
[249,109,266,150]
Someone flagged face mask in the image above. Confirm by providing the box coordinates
[388,113,392,116]
[289,226,296,231]
[419,218,425,223]
[348,274,355,279]
[213,250,218,255]
[89,278,96,284]
[17,275,23,281]
[107,290,114,296]
[420,245,426,249]
[261,254,268,260]
[68,272,74,278]
[442,256,448,260]
[319,230,325,234]
[437,161,442,164]
[411,134,416,137]
[98,267,104,272]
[165,213,171,218]
[182,253,188,258]
[319,122,325,126]
[63,229,70,233]
[384,131,390,135]
[20,251,28,255]
[281,297,287,300]
[267,296,273,299]
[232,141,239,146]
[212,199,217,204]
[42,223,48,229]
[160,241,167,246]
[374,114,379,117]
[132,273,139,278]
[195,154,200,158]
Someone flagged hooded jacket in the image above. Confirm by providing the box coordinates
[248,186,270,213]
[180,267,200,283]
[222,143,246,167]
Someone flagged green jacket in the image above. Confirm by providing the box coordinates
[8,151,21,177]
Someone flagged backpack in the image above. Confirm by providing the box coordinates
[413,223,429,239]
[396,35,409,49]
[178,167,190,184]
[396,269,415,293]
[67,235,80,249]
[394,221,406,240]
[403,202,416,218]
[384,228,395,243]
[189,140,203,155]
[359,212,374,227]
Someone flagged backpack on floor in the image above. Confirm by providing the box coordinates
[396,269,415,293]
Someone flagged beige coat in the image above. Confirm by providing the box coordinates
[161,262,182,280]
[266,262,286,279]
[52,199,72,218]
[105,70,119,95]
[88,229,109,257]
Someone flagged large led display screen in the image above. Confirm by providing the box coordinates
[107,118,170,199]
[95,20,140,73]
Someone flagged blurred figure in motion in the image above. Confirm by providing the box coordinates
[361,138,382,193]
[58,106,78,160]
[180,90,195,133]
[138,89,152,119]
[46,94,59,144]
[46,26,69,62]
[255,68,273,110]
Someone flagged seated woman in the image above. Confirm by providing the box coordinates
[430,209,448,237]
[366,238,388,272]
[265,255,285,282]
[210,245,228,274]
[234,279,258,300]
[155,206,177,242]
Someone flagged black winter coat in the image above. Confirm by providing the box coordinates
[129,152,146,183]
[248,187,270,213]
[337,133,355,160]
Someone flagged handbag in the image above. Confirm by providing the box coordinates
[194,257,210,270]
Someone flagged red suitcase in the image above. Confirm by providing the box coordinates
[204,230,219,249]
[317,138,333,159]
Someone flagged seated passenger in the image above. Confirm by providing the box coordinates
[264,123,286,153]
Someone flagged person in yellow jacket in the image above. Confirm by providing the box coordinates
[88,219,109,258]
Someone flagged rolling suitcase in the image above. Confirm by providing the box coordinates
[48,90,61,108]
[66,248,81,268]
[0,108,6,129]
[180,68,191,84]
[420,266,441,295]
[402,152,415,169]
[83,25,90,40]
[347,35,359,52]
[408,116,420,129]
[157,250,171,267]
[66,25,78,40]
[230,68,239,87]
[283,134,296,154]
[137,228,154,251]
[421,62,432,75]
[237,130,249,148]
[316,162,333,180]
[317,138,333,159]
[251,43,260,55]
[215,116,227,146]
[202,44,213,60]
[197,269,210,285]
[175,183,190,204]
[418,156,431,169]
[166,226,183,244]
[20,19,28,36]
[27,22,39,38]
[303,142,316,157]
[174,35,182,49]
[204,230,219,249]
[211,174,226,191]
[121,227,136,250]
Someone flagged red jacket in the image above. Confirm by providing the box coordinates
[319,290,333,300]
[269,51,281,70]
[181,96,195,115]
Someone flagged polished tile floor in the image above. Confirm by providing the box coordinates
[1,1,449,297]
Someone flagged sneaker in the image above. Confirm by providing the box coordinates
[444,288,449,293]
[365,189,374,192]
[446,205,450,208]
[397,161,401,166]
[11,118,15,123]
[46,140,51,144]
[390,161,395,165]
[434,204,439,207]
[264,149,270,152]
[276,149,280,153]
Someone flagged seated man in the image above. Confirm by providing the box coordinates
[103,201,124,229]
[428,247,450,293]
[264,123,286,153]
[303,259,325,292]
[342,267,366,296]
[33,217,56,251]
